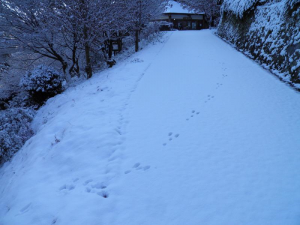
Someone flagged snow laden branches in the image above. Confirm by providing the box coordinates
[0,0,167,79]
[177,0,220,27]
[124,0,168,52]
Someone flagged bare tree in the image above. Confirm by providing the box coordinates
[0,0,123,79]
[125,0,168,52]
[0,0,169,79]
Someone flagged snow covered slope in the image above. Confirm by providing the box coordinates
[1,30,300,225]
[218,0,300,85]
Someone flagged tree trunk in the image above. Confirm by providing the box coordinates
[135,30,139,52]
[83,25,92,79]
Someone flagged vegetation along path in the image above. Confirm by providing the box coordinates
[1,30,300,225]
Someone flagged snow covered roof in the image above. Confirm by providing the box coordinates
[165,1,204,14]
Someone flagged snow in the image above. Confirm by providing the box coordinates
[222,0,258,18]
[165,1,197,14]
[1,30,300,225]
[218,0,300,86]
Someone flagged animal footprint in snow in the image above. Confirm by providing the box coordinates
[125,163,151,173]
[164,132,180,144]
[20,203,31,213]
[216,83,223,89]
[205,95,215,102]
[59,184,75,191]
[91,182,107,190]
[143,165,151,171]
[84,179,93,186]
[133,163,141,168]
[169,132,175,139]
[190,110,200,118]
[134,163,150,171]
[98,191,109,198]
[124,170,131,174]
[85,181,109,198]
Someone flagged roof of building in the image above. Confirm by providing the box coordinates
[164,1,204,14]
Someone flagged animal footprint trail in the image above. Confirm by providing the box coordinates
[186,110,200,121]
[216,83,223,89]
[204,95,215,103]
[163,132,180,146]
[59,184,75,191]
[84,179,110,198]
[124,162,151,174]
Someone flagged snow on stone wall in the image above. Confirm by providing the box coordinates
[217,0,300,85]
[222,0,258,18]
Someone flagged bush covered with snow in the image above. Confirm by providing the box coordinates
[0,107,35,165]
[20,65,65,105]
[218,0,300,85]
[141,22,161,40]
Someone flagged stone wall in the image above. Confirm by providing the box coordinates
[217,0,300,86]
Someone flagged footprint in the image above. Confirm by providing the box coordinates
[91,182,107,189]
[175,134,180,138]
[20,203,31,213]
[59,184,75,191]
[84,179,93,186]
[98,191,109,198]
[133,163,140,168]
[133,163,144,170]
[143,166,150,171]
[128,163,151,172]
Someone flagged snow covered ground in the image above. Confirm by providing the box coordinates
[1,30,300,225]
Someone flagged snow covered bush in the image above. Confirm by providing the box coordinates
[0,107,35,165]
[141,22,160,39]
[20,65,65,105]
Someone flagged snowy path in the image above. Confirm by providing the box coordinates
[1,30,300,225]
[114,31,300,225]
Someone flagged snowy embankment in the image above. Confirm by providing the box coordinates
[1,30,300,225]
[0,34,171,224]
[218,0,300,86]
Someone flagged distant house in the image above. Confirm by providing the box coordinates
[156,1,208,30]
